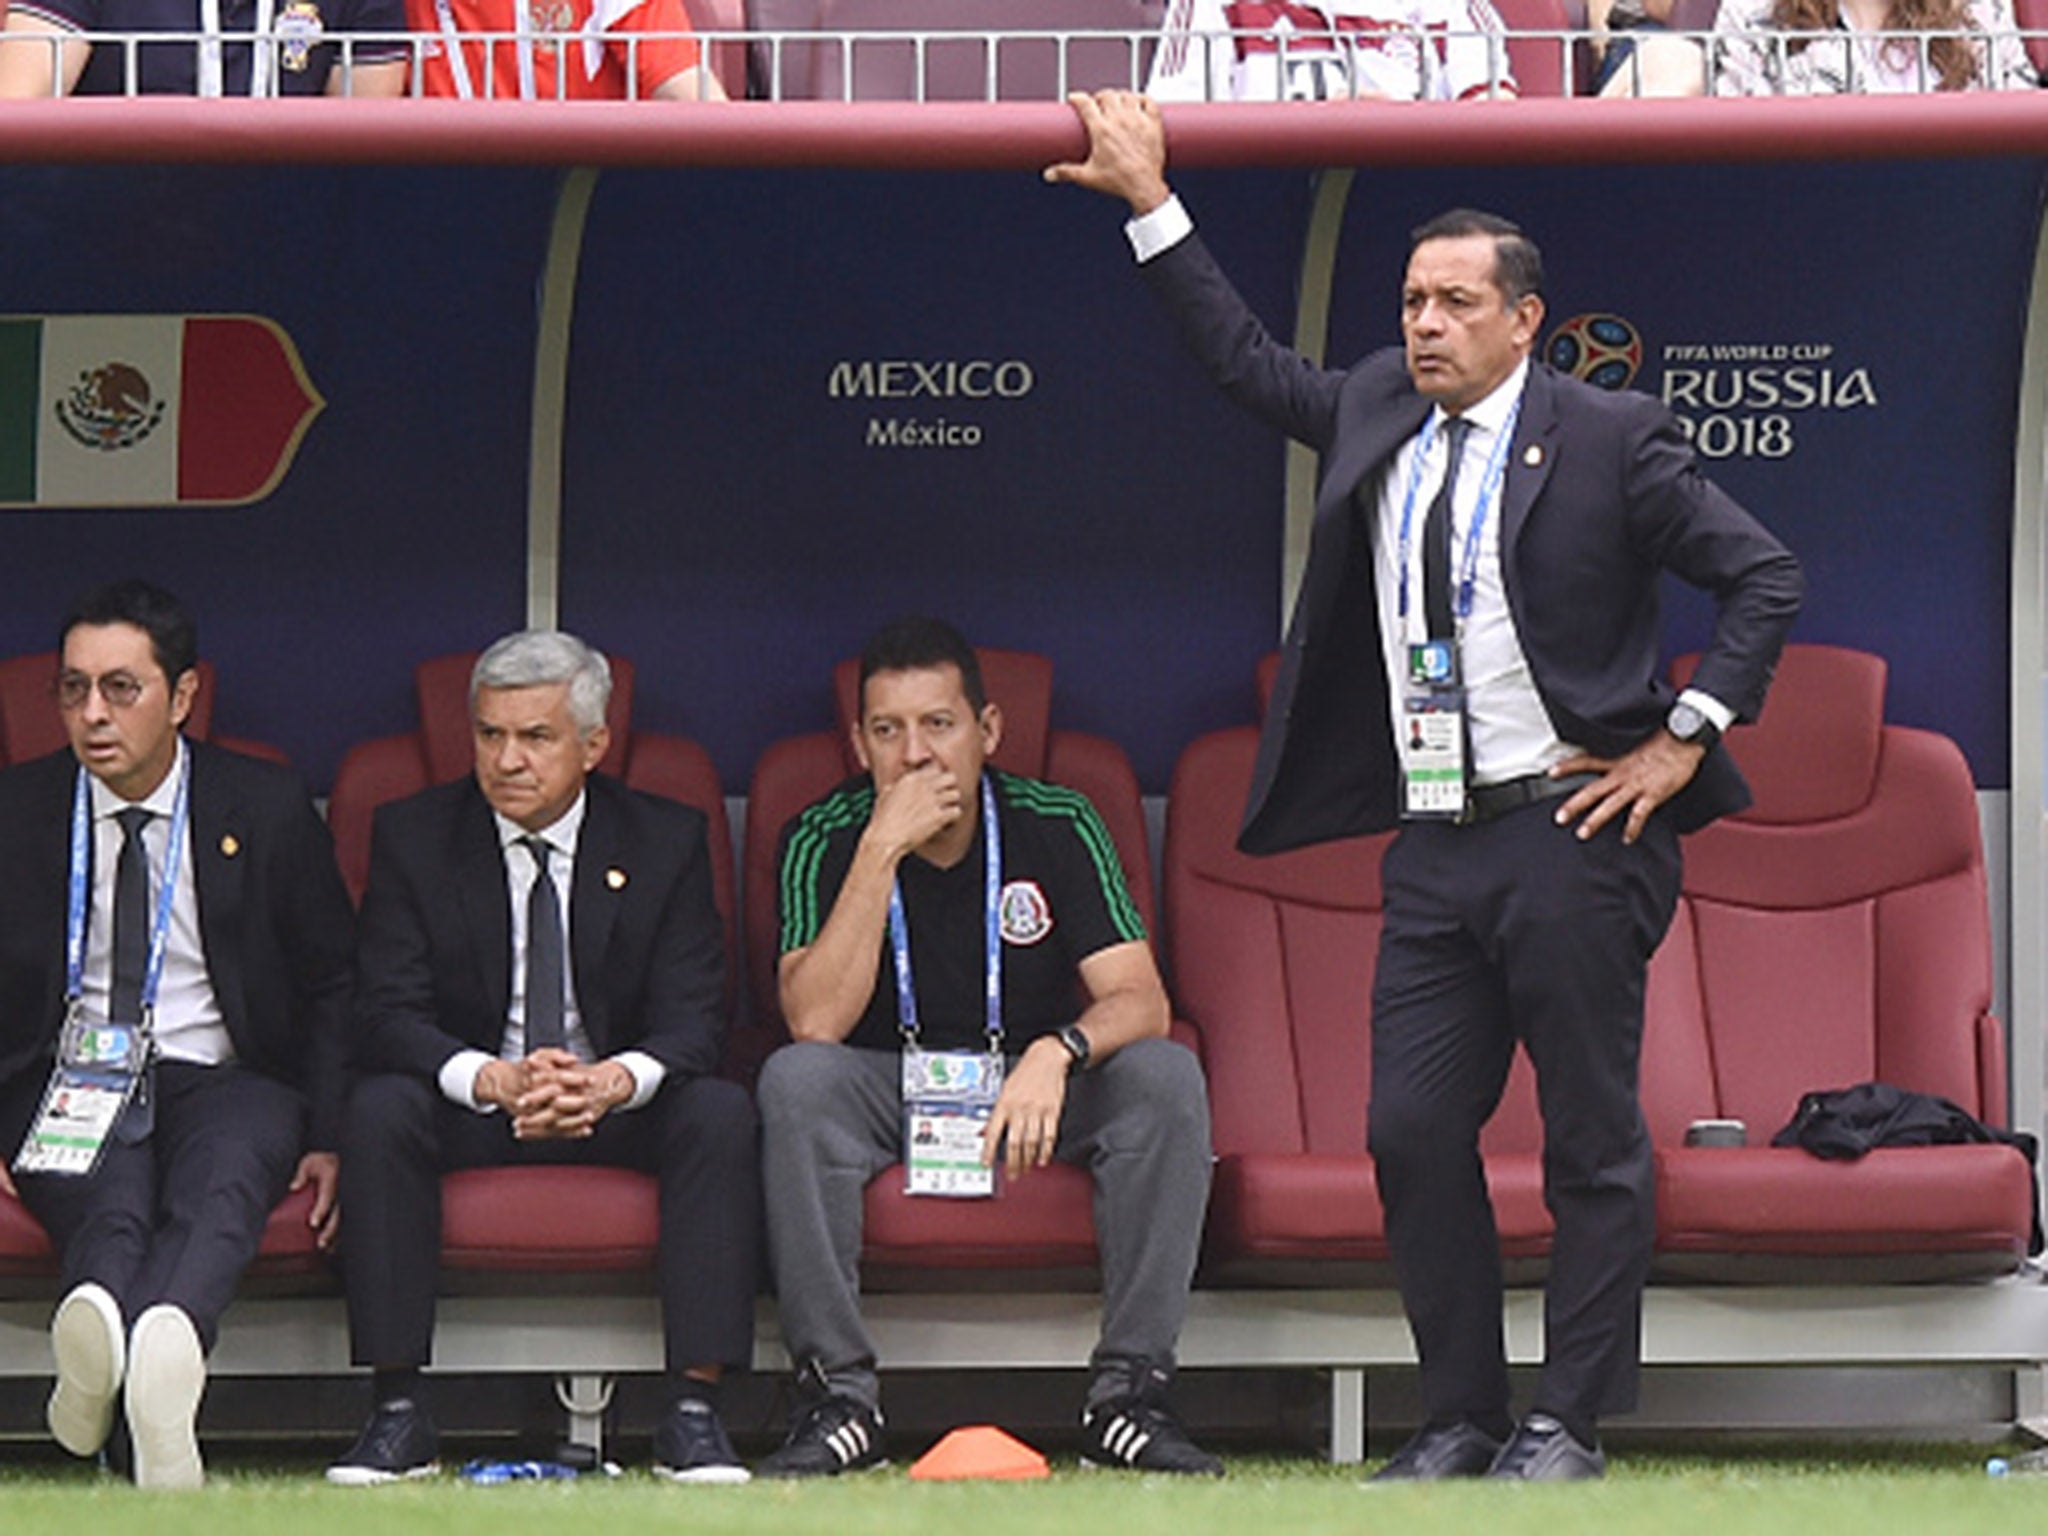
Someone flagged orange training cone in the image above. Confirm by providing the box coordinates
[908,1425,1051,1481]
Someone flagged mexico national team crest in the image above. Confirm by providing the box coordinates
[998,881,1054,946]
[55,363,164,453]
[276,3,326,71]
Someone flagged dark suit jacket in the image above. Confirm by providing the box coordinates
[1141,232,1804,853]
[0,741,356,1148]
[352,772,727,1086]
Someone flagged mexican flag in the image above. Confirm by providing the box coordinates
[0,315,325,508]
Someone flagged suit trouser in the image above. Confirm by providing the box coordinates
[3,1060,304,1352]
[758,1037,1213,1412]
[1367,805,1680,1428]
[341,1071,761,1375]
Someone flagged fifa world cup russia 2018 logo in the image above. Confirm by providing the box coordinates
[1546,314,1644,392]
[54,363,166,452]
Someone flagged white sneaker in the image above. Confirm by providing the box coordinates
[125,1305,205,1490]
[48,1282,124,1458]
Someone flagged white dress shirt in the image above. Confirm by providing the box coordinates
[437,788,664,1113]
[83,736,234,1066]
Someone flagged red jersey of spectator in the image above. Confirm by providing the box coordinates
[408,0,701,99]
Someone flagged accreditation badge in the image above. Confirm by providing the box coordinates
[14,1009,149,1178]
[1401,640,1470,821]
[901,1047,1003,1198]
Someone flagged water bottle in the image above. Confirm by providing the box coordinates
[460,1458,584,1484]
[1986,1447,2048,1477]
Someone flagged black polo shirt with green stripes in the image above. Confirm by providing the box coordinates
[777,769,1148,1054]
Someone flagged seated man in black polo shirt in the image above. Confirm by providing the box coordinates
[0,1,407,97]
[758,616,1221,1478]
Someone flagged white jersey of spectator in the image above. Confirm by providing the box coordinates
[1711,0,2036,91]
[1148,0,1516,100]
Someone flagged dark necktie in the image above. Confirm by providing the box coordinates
[522,836,566,1053]
[110,807,152,1025]
[111,806,155,1141]
[1422,416,1473,641]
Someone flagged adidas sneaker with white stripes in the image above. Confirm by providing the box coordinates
[1079,1383,1224,1476]
[756,1392,886,1478]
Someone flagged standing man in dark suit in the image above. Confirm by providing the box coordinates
[0,578,354,1490]
[1050,94,1802,1480]
[329,629,759,1486]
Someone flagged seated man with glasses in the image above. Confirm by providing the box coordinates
[0,578,355,1488]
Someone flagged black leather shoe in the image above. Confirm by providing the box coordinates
[1368,1421,1502,1482]
[1487,1414,1606,1481]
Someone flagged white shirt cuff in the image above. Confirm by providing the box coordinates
[1678,686,1736,732]
[1125,194,1194,264]
[613,1050,667,1111]
[440,1049,497,1112]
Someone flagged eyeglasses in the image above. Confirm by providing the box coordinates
[55,672,149,711]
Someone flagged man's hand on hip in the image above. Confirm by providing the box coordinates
[1550,732,1707,844]
[1043,90,1173,216]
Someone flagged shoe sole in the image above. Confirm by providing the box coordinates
[653,1463,753,1484]
[48,1283,124,1459]
[125,1306,205,1491]
[325,1461,442,1487]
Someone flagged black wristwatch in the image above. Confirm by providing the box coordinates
[1666,699,1722,752]
[1056,1024,1093,1072]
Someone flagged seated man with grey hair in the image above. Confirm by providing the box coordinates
[328,630,760,1485]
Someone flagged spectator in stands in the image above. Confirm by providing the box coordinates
[409,0,727,99]
[758,617,1220,1478]
[327,630,758,1485]
[1711,0,2036,90]
[0,579,354,1490]
[0,1,407,96]
[1588,0,1706,94]
[1049,93,1801,1481]
[1148,0,1518,100]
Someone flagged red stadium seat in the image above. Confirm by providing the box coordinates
[2015,0,2048,75]
[1490,0,1576,96]
[1163,656,1549,1284]
[0,652,287,770]
[743,644,1158,1279]
[683,0,751,98]
[1647,644,2032,1280]
[764,0,1162,101]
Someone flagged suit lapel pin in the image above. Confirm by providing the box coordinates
[606,867,627,890]
[220,834,240,858]
[1523,444,1544,468]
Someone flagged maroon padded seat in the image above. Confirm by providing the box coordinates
[0,1186,330,1294]
[0,652,287,770]
[772,0,1160,101]
[325,650,739,1290]
[1489,0,1575,95]
[743,644,1159,1281]
[1645,643,2031,1281]
[1165,658,1551,1286]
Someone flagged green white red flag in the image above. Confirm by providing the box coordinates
[0,315,324,508]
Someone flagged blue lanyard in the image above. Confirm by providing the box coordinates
[66,750,192,1016]
[1395,397,1524,630]
[888,774,1002,1051]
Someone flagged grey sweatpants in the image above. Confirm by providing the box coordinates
[758,1037,1213,1411]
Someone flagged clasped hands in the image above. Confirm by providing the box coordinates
[477,1048,633,1139]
